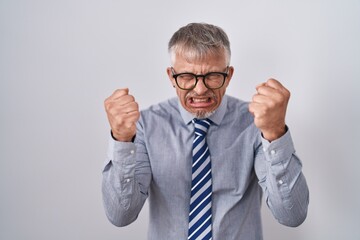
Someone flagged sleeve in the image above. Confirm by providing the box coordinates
[254,128,309,227]
[101,121,152,227]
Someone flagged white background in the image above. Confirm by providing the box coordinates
[1,0,359,239]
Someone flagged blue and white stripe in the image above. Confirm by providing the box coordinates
[188,118,212,240]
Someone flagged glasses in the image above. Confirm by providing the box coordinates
[171,66,229,90]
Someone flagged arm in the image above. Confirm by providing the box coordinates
[249,79,309,226]
[254,129,309,227]
[102,88,151,227]
[102,127,151,227]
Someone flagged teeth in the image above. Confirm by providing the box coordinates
[192,98,209,103]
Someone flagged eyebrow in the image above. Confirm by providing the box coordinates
[171,66,228,74]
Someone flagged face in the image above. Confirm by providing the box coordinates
[167,52,234,118]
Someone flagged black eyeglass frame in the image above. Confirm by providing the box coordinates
[171,66,229,90]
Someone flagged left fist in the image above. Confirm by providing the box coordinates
[248,78,290,142]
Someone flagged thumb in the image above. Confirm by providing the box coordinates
[255,82,267,92]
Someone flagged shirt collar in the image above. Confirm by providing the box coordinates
[178,95,228,126]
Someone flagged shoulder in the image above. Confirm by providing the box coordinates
[224,95,254,127]
[226,95,250,115]
[139,97,180,123]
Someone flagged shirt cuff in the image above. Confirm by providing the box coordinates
[260,127,296,165]
[103,136,137,170]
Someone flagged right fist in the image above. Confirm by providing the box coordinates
[104,88,140,142]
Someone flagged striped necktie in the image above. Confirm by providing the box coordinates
[188,118,212,240]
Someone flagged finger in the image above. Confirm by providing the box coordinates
[267,79,291,98]
[249,103,266,121]
[248,102,263,116]
[256,85,279,97]
[109,110,139,128]
[252,93,270,104]
[119,101,139,114]
[105,96,136,113]
[110,88,130,100]
[108,94,136,108]
[265,78,283,90]
[105,100,135,118]
[126,111,140,121]
[107,102,138,119]
[123,112,140,127]
[255,82,267,91]
[116,94,136,106]
[105,89,129,106]
[248,102,256,115]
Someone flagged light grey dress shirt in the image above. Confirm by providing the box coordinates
[102,95,309,240]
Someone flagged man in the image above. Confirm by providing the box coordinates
[102,23,309,240]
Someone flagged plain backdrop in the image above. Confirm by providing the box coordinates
[1,0,359,239]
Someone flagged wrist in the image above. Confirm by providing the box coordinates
[111,130,135,142]
[261,125,287,142]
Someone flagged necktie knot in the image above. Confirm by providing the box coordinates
[192,118,211,136]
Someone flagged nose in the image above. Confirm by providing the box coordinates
[193,77,208,95]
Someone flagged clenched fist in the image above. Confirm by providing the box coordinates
[104,88,140,142]
[248,79,290,142]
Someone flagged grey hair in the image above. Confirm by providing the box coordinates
[168,23,231,65]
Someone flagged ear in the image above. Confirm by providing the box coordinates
[225,66,234,87]
[166,67,176,88]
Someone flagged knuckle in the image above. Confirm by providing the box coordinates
[108,107,118,117]
[104,95,112,106]
[267,100,276,109]
[279,91,289,103]
[256,86,264,93]
[116,117,125,126]
[113,89,121,96]
[267,78,277,86]
[104,100,113,112]
[117,88,127,94]
[252,94,258,102]
[285,89,291,98]
[276,93,285,102]
[262,108,268,116]
[121,94,134,104]
[104,99,109,109]
[114,88,129,97]
[128,95,135,102]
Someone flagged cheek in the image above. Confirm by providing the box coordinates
[176,89,187,102]
[215,89,225,100]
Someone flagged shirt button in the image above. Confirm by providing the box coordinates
[270,149,276,155]
[278,179,284,185]
[263,147,266,152]
[125,178,131,183]
[130,150,135,154]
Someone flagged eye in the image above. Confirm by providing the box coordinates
[178,74,195,81]
[206,73,223,81]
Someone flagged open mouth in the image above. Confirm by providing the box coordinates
[188,97,213,108]
[190,97,211,103]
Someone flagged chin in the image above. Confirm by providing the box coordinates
[192,110,215,119]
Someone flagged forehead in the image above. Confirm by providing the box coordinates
[172,52,228,72]
[171,45,228,63]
